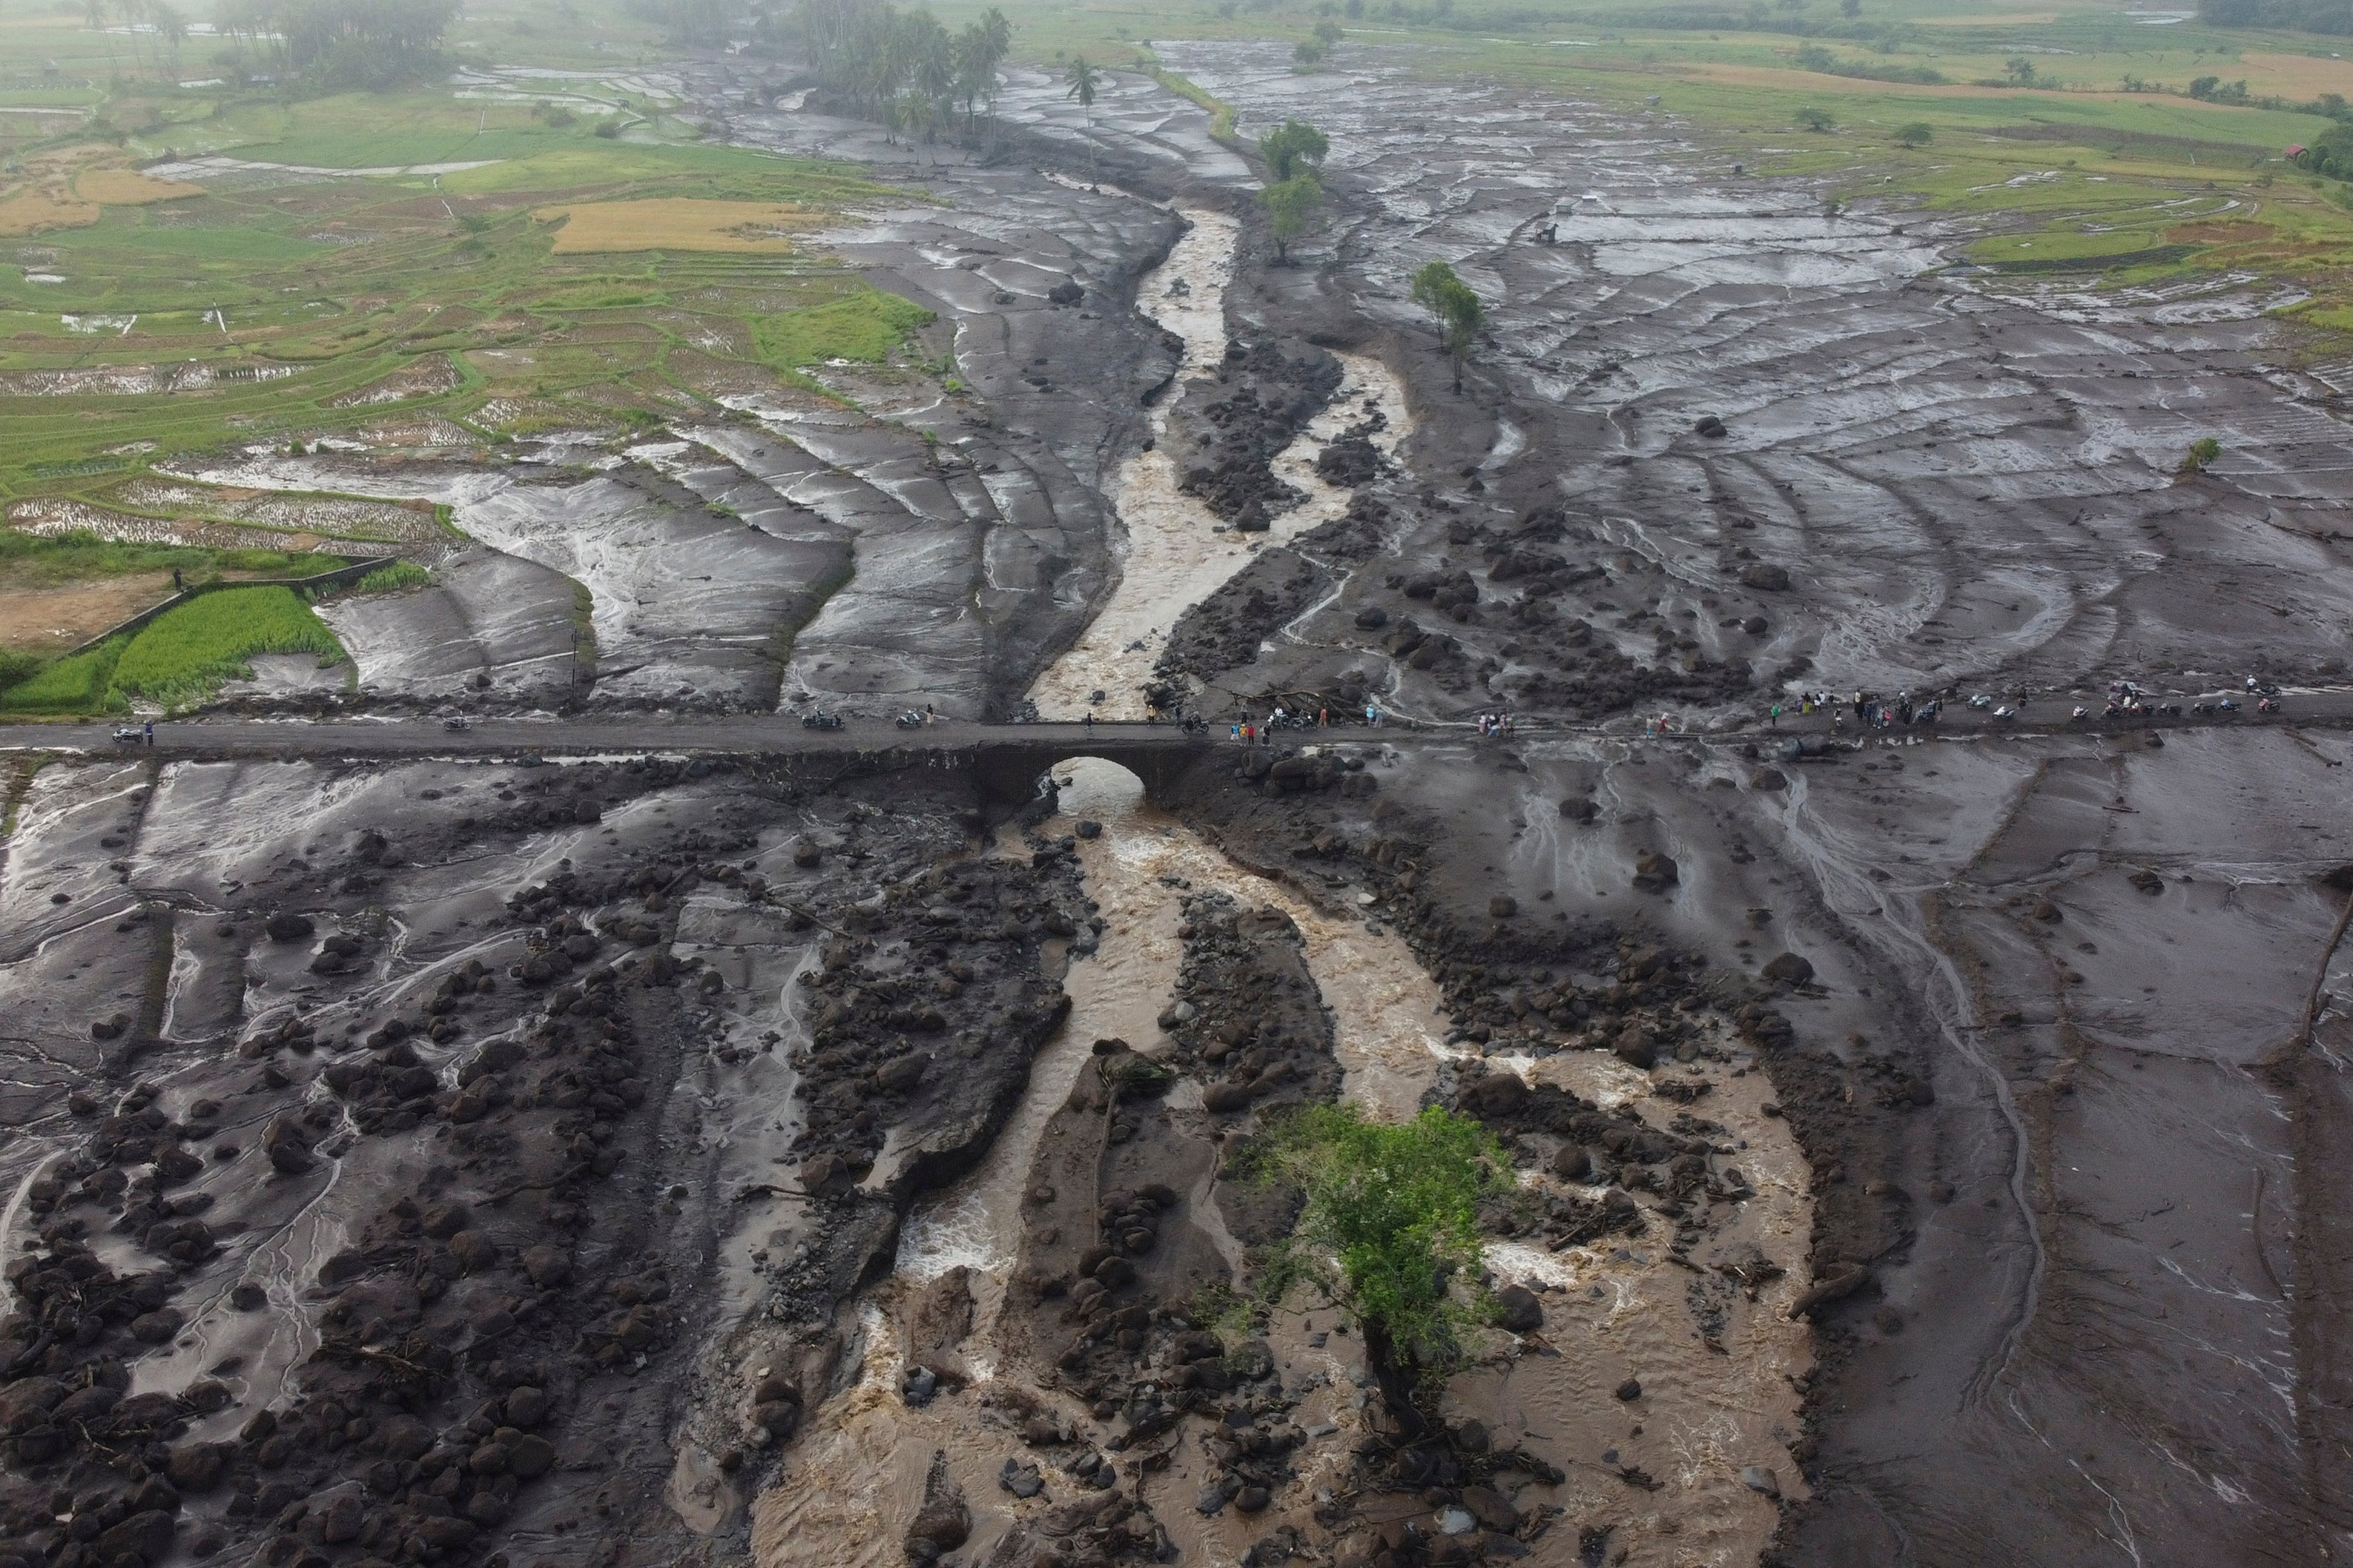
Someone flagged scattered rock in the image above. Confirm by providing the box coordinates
[1494,1285,1543,1332]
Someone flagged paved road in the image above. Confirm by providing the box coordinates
[0,716,1232,758]
[2,695,2349,759]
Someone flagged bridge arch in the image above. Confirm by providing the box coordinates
[967,733,1213,810]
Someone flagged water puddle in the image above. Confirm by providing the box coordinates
[1027,214,1412,720]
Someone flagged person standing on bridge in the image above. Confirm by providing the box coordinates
[1083,709,1095,732]
[144,721,154,745]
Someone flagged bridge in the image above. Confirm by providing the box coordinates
[0,716,1249,809]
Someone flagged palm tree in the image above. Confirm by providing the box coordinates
[1066,54,1101,185]
[955,9,1011,135]
[119,0,151,78]
[153,3,188,74]
[82,0,121,78]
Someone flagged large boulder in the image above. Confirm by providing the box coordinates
[1493,1285,1543,1333]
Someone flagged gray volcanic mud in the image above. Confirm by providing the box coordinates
[1157,41,2353,727]
[0,748,1096,1568]
[21,44,2353,1568]
[1063,42,2353,1561]
[311,547,587,707]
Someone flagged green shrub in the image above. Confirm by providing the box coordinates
[348,562,434,595]
[3,639,128,715]
[109,587,345,706]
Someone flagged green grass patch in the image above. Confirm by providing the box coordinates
[1,638,128,716]
[346,562,434,595]
[108,586,345,707]
[0,531,346,589]
[754,286,935,371]
[1148,63,1241,141]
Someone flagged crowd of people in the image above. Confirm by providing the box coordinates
[1230,704,1383,744]
[1775,689,1941,731]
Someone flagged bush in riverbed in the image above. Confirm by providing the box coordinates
[1249,1103,1508,1387]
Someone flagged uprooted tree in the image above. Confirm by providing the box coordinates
[1250,1104,1508,1418]
[1410,259,1485,394]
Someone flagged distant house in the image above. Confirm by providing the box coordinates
[2288,143,2307,158]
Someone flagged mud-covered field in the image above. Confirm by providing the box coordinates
[10,35,2353,1568]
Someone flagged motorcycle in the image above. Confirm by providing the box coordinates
[801,709,842,731]
[111,726,144,746]
[895,709,925,730]
[2258,695,2282,715]
[443,715,471,732]
[1993,706,2018,721]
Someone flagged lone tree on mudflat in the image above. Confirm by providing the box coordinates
[1261,118,1330,182]
[1066,53,1102,182]
[1410,259,1484,394]
[1262,171,1323,263]
[2180,435,2222,474]
[1252,1105,1508,1409]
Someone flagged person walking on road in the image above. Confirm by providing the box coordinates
[144,721,154,746]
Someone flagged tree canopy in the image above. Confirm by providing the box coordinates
[797,1,1012,139]
[1410,259,1483,393]
[1260,119,1330,182]
[1251,1104,1507,1381]
[211,0,457,90]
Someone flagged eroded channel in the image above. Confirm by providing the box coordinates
[1027,211,1411,721]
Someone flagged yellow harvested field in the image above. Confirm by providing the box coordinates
[1679,61,2284,110]
[2238,51,2353,100]
[0,182,96,238]
[530,198,823,254]
[74,167,200,205]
